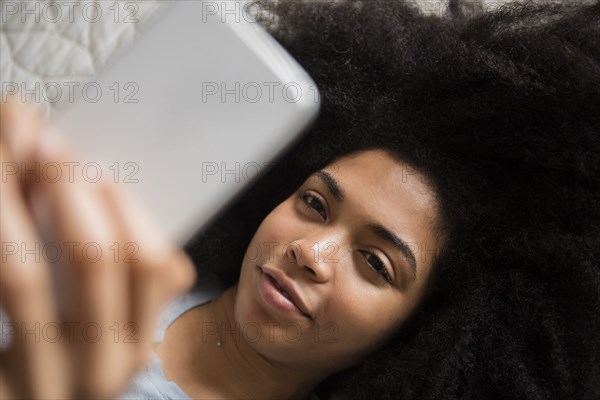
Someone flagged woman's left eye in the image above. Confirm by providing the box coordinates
[360,251,393,284]
[299,191,327,220]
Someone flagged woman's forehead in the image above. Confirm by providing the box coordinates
[323,150,438,215]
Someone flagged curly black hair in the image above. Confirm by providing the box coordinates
[185,1,600,398]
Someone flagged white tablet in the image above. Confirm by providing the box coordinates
[52,1,320,244]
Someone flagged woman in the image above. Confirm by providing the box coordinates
[1,1,599,399]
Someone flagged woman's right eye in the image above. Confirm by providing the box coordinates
[298,191,327,220]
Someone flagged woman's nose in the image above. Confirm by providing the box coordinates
[285,237,341,283]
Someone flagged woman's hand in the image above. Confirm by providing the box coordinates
[0,100,197,399]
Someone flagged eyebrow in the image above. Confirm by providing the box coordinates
[367,223,417,282]
[313,170,418,282]
[315,171,344,202]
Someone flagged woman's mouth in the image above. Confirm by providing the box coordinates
[258,270,312,320]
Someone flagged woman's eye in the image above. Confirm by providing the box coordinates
[299,191,327,220]
[360,251,393,284]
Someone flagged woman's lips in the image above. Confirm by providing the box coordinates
[258,271,312,320]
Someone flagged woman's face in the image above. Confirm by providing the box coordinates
[235,149,443,373]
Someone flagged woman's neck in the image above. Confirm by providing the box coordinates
[158,285,325,400]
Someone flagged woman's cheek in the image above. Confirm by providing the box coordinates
[336,289,396,345]
[258,201,303,244]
